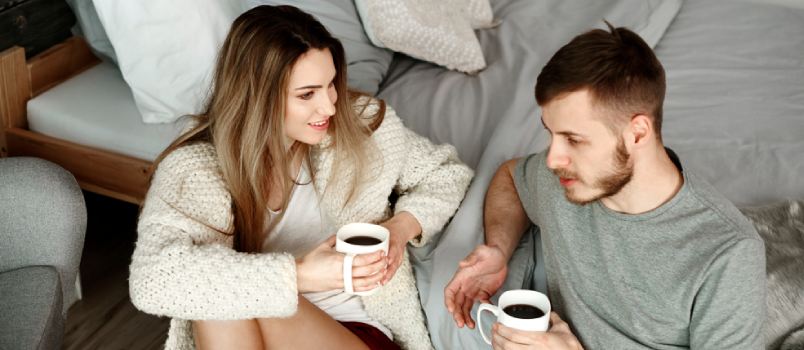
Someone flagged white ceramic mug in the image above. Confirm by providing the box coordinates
[477,289,551,344]
[335,223,389,296]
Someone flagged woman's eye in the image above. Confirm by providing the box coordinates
[300,91,314,100]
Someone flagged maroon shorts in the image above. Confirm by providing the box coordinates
[339,321,401,350]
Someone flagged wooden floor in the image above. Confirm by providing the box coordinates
[63,192,169,350]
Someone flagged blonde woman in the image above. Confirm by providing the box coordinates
[129,4,473,350]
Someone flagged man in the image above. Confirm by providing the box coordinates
[445,23,766,350]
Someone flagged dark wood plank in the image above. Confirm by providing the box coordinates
[63,192,169,350]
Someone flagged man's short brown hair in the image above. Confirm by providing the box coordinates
[535,22,666,139]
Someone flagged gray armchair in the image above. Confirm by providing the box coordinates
[0,157,87,350]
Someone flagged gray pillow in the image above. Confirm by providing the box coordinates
[64,0,117,63]
[739,200,804,350]
[244,0,394,95]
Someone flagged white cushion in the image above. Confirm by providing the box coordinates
[91,0,244,124]
[355,0,494,73]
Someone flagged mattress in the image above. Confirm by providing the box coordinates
[26,62,187,161]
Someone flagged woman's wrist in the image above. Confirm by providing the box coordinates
[385,211,423,241]
[295,258,310,293]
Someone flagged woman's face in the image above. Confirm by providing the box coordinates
[284,48,338,146]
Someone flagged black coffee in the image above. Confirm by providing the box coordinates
[344,236,382,245]
[503,304,545,319]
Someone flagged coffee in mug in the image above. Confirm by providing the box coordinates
[335,223,389,296]
[344,236,383,246]
[503,304,545,319]
[477,289,551,344]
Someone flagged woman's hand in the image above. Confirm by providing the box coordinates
[380,212,422,285]
[295,235,388,293]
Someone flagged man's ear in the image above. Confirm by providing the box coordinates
[627,114,653,146]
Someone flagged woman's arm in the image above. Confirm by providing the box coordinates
[129,146,299,320]
[392,116,474,247]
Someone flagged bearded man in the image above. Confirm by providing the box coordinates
[444,23,766,350]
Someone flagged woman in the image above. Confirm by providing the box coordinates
[129,5,473,350]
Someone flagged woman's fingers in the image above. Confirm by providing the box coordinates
[351,267,386,292]
[352,250,384,267]
[351,254,387,278]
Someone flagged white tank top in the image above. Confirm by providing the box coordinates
[261,165,392,339]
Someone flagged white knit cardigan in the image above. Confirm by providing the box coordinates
[129,101,473,350]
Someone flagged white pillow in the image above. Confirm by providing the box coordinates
[355,0,494,73]
[92,0,244,124]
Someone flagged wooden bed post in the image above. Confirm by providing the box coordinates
[0,46,31,158]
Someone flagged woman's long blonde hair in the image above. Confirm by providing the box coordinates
[152,5,379,252]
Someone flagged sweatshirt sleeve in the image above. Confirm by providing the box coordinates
[389,110,474,247]
[129,145,299,320]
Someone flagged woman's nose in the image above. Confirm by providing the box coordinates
[317,95,336,116]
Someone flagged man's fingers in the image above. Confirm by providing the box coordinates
[444,279,458,312]
[548,312,572,334]
[496,323,541,345]
[458,252,478,267]
[453,286,467,327]
[325,235,337,246]
[479,290,492,304]
[462,294,475,329]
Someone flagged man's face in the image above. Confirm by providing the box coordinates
[541,89,633,205]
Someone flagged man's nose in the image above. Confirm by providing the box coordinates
[546,146,570,170]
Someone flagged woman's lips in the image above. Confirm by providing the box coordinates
[308,118,330,130]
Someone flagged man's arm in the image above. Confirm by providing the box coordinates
[484,158,533,261]
[445,158,533,328]
[689,238,766,349]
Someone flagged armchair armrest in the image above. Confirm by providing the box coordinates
[0,157,87,314]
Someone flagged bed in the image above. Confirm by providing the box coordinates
[1,0,802,348]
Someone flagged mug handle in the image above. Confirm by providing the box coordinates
[477,303,500,345]
[343,253,355,294]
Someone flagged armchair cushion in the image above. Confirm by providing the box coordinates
[0,266,64,350]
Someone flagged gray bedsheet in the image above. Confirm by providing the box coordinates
[378,0,804,349]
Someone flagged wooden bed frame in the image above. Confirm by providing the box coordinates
[0,36,151,204]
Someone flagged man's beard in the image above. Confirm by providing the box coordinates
[553,140,633,205]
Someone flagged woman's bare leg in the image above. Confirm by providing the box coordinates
[257,296,369,350]
[193,319,264,350]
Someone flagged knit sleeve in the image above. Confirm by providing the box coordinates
[390,111,474,247]
[129,144,299,320]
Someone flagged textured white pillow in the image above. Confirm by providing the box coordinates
[355,0,494,73]
[92,0,243,124]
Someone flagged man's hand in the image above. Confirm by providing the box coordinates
[492,312,584,350]
[444,244,509,329]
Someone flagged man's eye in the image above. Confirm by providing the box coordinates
[567,137,580,145]
[300,91,314,100]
